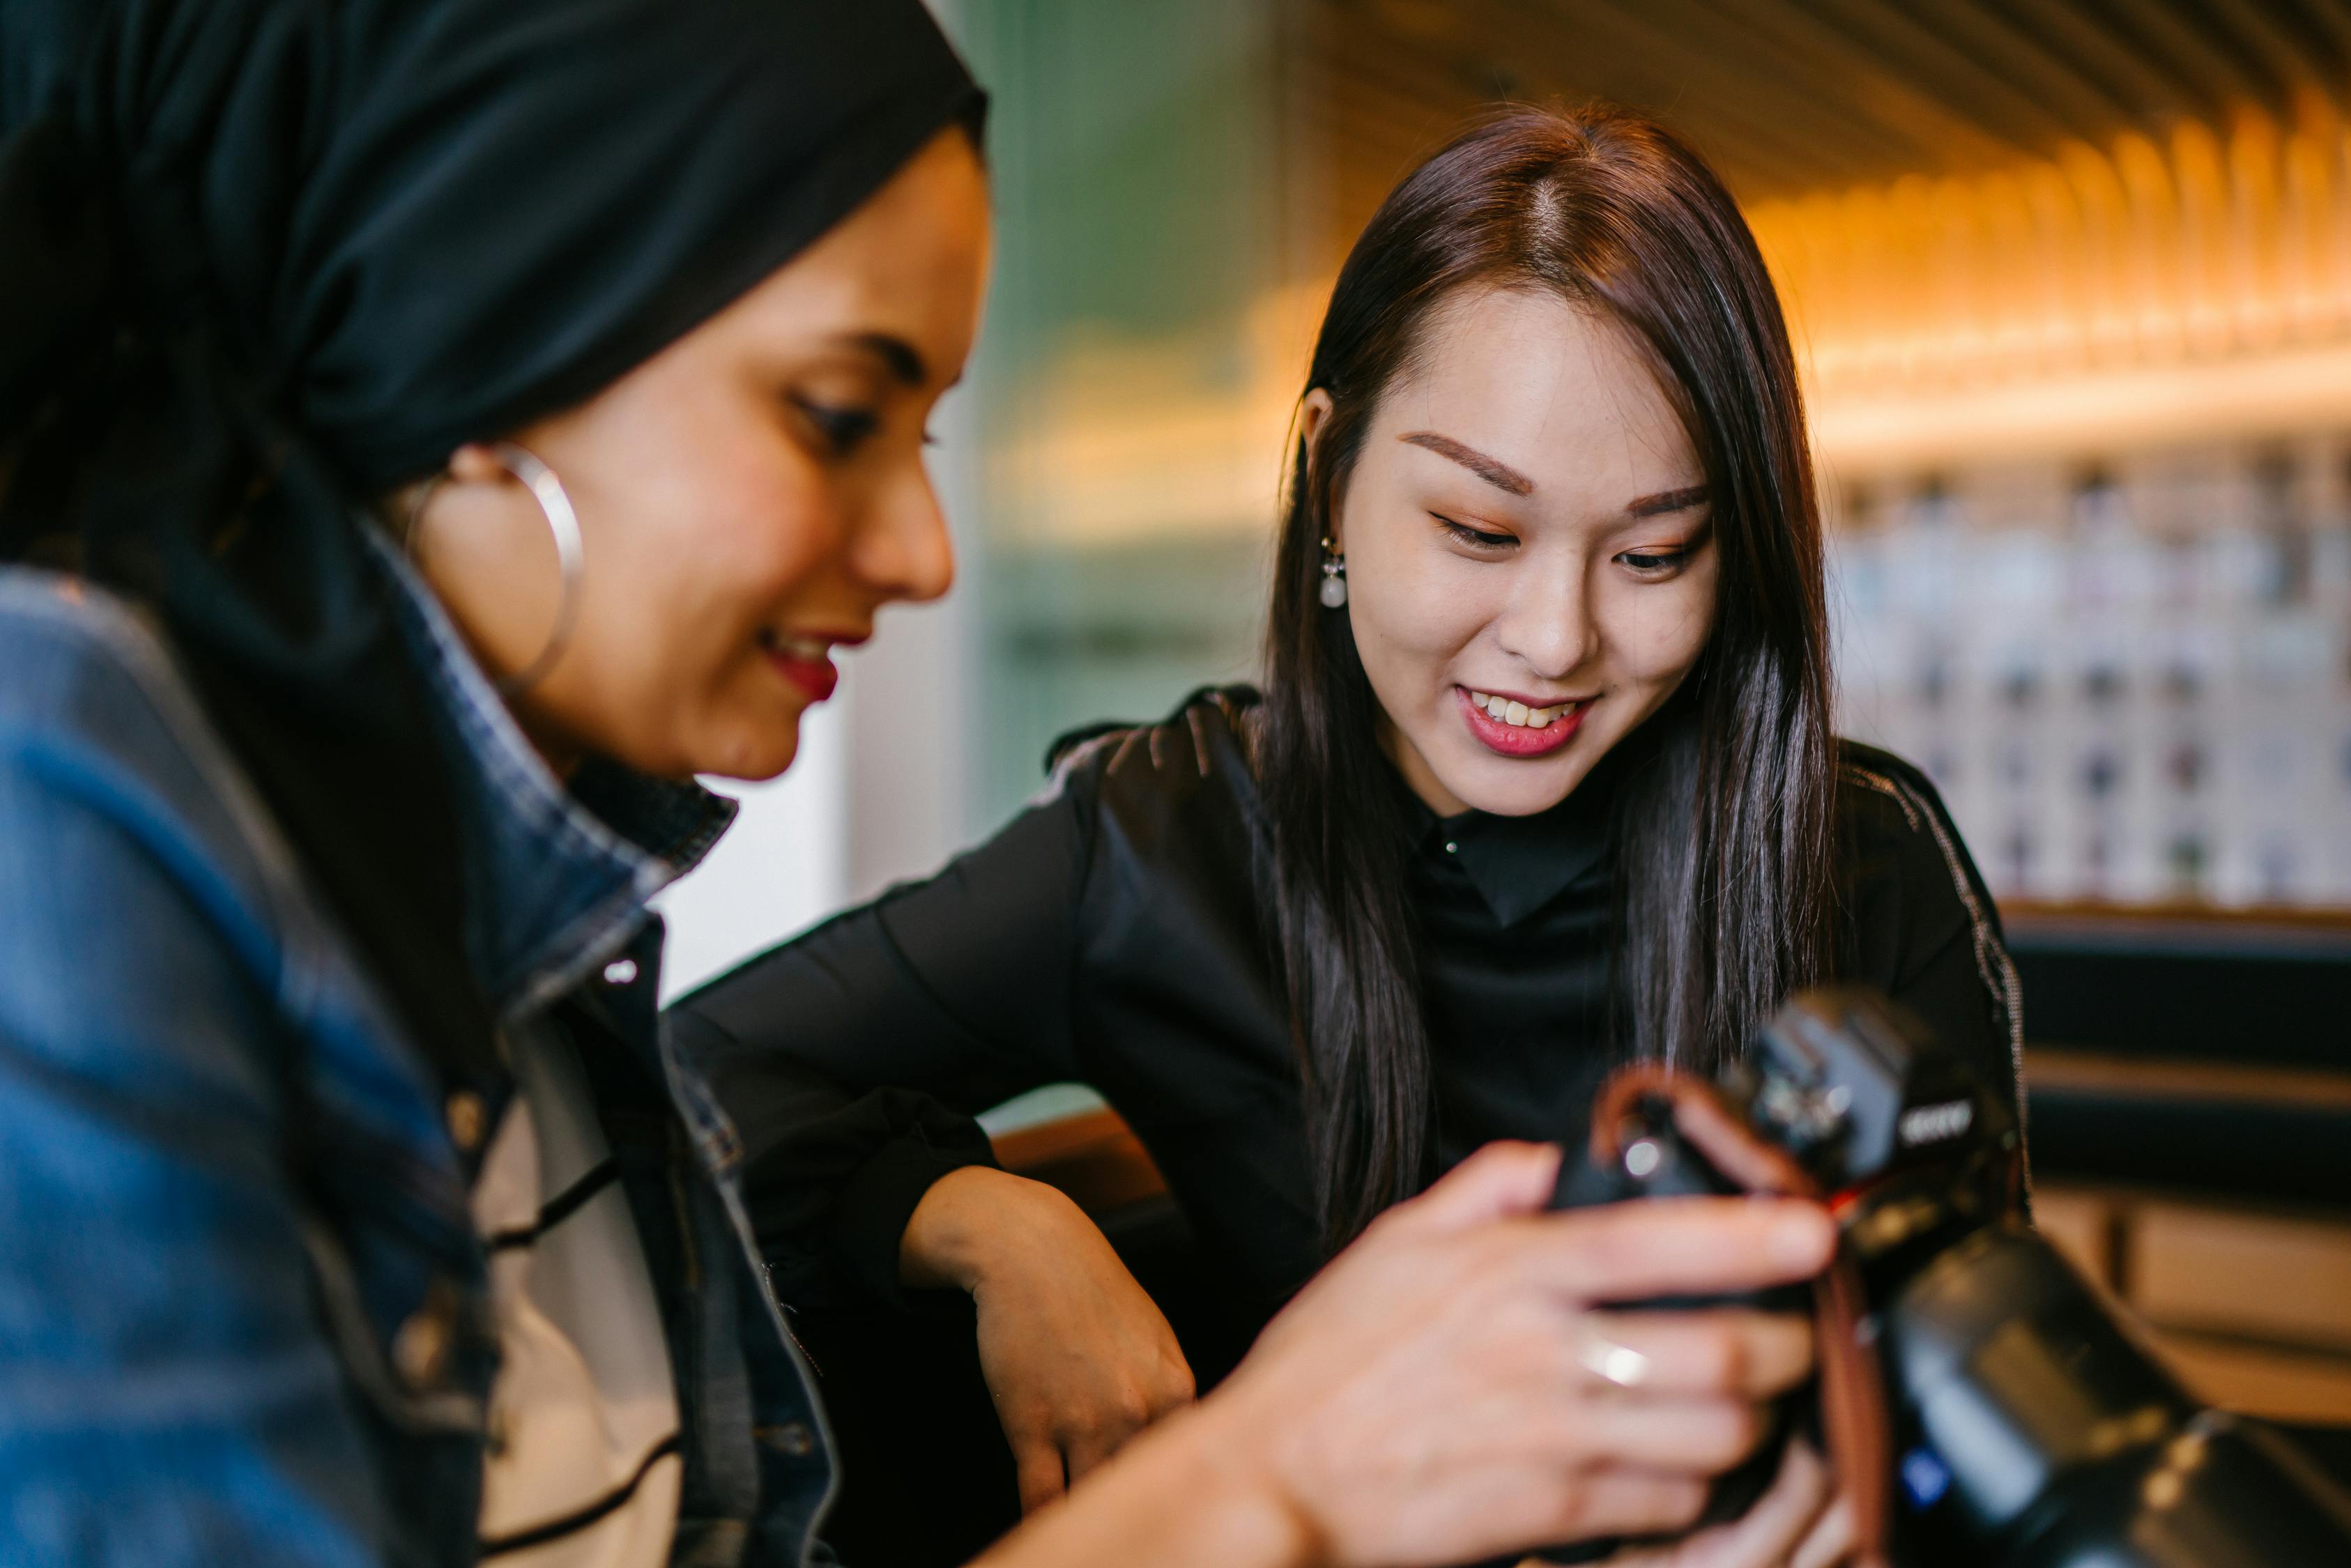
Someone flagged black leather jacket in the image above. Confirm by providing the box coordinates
[670,686,2023,1332]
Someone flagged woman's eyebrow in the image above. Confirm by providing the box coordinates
[1399,431,1534,495]
[1628,484,1709,517]
[841,330,928,386]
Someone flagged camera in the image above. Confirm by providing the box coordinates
[1551,987,2351,1568]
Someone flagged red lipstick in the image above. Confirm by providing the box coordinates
[760,631,862,705]
[1457,685,1588,758]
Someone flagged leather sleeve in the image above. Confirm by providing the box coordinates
[669,764,1099,1313]
[1837,748,2028,1168]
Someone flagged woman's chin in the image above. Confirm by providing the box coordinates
[726,739,800,783]
[679,717,800,783]
[1439,746,1595,818]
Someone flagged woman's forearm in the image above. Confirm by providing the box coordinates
[970,1400,1319,1568]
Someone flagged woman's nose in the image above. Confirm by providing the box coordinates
[1495,562,1598,679]
[850,466,956,606]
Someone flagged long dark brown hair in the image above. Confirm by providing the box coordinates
[1262,105,1837,1250]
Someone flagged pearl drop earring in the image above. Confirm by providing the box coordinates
[1319,537,1349,608]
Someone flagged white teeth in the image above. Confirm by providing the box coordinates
[1468,690,1579,729]
[765,633,828,659]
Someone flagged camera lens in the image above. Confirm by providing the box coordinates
[1881,1224,2351,1566]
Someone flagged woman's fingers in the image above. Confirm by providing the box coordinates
[1011,1436,1067,1515]
[1061,1428,1122,1487]
[1570,1394,1778,1477]
[1599,1442,1833,1567]
[1013,1374,1186,1505]
[1789,1486,1855,1568]
[1687,1440,1833,1568]
[1389,1141,1566,1234]
[1521,1197,1836,1305]
[1565,1469,1713,1539]
[1578,1309,1814,1399]
[1179,1162,1846,1566]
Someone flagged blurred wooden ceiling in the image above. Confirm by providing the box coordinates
[1296,0,2351,240]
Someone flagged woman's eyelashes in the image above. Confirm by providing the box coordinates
[789,394,882,456]
[790,394,944,456]
[1429,505,1698,575]
[1616,546,1692,576]
[1432,513,1517,551]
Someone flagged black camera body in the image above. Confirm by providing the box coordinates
[1553,988,2351,1568]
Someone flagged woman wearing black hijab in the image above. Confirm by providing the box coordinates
[0,2,1841,1565]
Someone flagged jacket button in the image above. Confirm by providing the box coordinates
[602,957,640,987]
[762,1421,816,1458]
[392,1296,456,1389]
[445,1091,488,1153]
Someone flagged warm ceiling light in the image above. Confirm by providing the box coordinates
[1750,100,2351,474]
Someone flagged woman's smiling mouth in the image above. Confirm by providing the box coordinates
[758,629,861,703]
[1457,685,1589,758]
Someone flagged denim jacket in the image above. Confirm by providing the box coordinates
[0,558,840,1567]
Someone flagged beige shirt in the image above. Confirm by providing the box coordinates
[471,1022,683,1567]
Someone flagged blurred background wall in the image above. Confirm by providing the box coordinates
[665,0,2351,1425]
[946,0,2351,910]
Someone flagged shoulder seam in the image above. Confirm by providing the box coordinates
[1840,762,2029,1167]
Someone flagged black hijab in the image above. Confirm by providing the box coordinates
[0,0,984,1083]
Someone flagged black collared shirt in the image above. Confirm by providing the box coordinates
[671,686,2022,1327]
[1407,741,1623,1172]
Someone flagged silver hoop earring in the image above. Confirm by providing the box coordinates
[1319,536,1349,608]
[406,441,585,698]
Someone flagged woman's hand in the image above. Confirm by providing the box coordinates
[1192,1141,1837,1567]
[971,1142,1839,1568]
[901,1165,1196,1511]
[1598,1441,1854,1568]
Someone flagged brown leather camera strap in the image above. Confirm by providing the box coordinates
[1588,1066,1893,1567]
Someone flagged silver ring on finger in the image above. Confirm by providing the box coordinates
[1575,1316,1653,1389]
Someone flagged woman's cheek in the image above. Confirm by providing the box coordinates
[702,448,838,585]
[1348,506,1484,700]
[1605,575,1716,686]
[1388,580,1474,681]
[1395,547,1496,666]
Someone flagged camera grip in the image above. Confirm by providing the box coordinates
[1540,1071,1895,1567]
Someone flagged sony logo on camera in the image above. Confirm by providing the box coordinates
[1897,1098,1975,1148]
